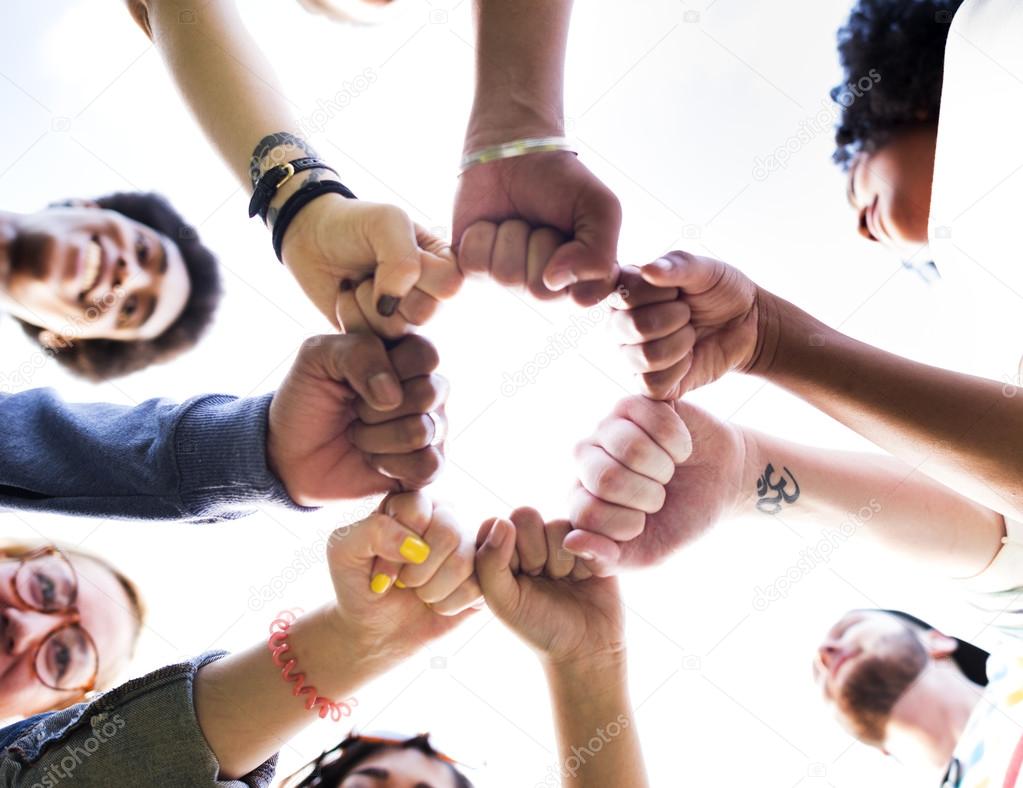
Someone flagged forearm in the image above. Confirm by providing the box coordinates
[542,655,647,788]
[737,426,1005,578]
[193,605,392,780]
[465,0,572,150]
[751,290,1023,522]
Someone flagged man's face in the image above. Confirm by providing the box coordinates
[812,611,929,747]
[0,205,191,342]
[847,124,938,260]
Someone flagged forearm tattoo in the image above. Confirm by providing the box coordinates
[248,131,319,188]
[755,463,800,514]
[265,168,329,229]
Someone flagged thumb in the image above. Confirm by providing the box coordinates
[563,529,622,577]
[543,186,621,290]
[326,512,431,592]
[365,205,423,318]
[640,251,725,294]
[475,518,520,615]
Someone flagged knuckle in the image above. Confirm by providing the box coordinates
[593,464,625,497]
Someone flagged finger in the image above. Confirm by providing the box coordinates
[367,204,423,317]
[475,517,520,613]
[335,278,373,334]
[611,396,692,464]
[370,492,434,592]
[416,537,476,606]
[356,374,448,425]
[491,220,530,288]
[525,227,565,301]
[387,334,440,381]
[398,505,462,591]
[544,519,576,579]
[397,287,441,327]
[458,221,498,275]
[326,512,431,594]
[569,273,618,307]
[366,447,445,489]
[355,277,412,339]
[569,559,594,582]
[415,244,464,301]
[620,325,697,373]
[640,251,726,295]
[350,413,443,454]
[612,300,692,344]
[302,333,402,411]
[568,484,646,542]
[615,266,679,309]
[639,354,694,402]
[509,507,548,576]
[594,416,676,484]
[477,517,519,573]
[575,444,666,514]
[544,186,621,290]
[562,529,622,577]
[429,577,484,616]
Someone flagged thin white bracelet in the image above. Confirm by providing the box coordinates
[459,136,577,174]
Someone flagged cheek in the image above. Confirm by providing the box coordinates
[0,659,53,716]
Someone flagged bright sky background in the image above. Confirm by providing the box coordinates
[0,1,1011,786]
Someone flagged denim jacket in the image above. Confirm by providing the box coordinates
[0,389,305,520]
[0,651,276,787]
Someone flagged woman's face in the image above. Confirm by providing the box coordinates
[0,550,137,718]
[339,748,459,788]
[0,205,191,342]
[847,124,938,259]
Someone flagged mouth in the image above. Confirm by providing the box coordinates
[78,236,104,302]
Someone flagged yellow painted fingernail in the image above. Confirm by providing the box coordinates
[399,536,430,564]
[394,579,407,589]
[371,573,392,594]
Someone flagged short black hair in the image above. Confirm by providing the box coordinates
[285,733,474,788]
[16,191,221,381]
[831,0,965,169]
[875,609,990,686]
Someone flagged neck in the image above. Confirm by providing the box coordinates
[884,661,983,773]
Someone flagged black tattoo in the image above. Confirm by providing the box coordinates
[755,463,800,514]
[248,132,319,187]
[265,169,329,228]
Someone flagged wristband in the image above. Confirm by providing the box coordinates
[248,157,339,223]
[267,610,358,721]
[271,179,357,262]
[459,136,576,174]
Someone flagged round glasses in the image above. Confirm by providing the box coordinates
[3,547,100,693]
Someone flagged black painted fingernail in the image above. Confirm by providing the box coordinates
[339,278,354,292]
[377,295,400,317]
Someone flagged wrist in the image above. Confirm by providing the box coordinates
[464,99,564,153]
[543,651,630,708]
[732,427,762,517]
[266,168,344,228]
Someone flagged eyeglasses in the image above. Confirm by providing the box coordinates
[2,547,100,693]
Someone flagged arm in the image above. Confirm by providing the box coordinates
[0,334,448,519]
[476,511,647,788]
[453,0,621,304]
[567,395,1006,578]
[133,0,461,335]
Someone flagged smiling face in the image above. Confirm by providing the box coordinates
[812,611,930,747]
[338,748,460,788]
[0,205,191,343]
[0,548,138,719]
[847,124,938,259]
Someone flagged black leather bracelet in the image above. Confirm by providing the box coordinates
[272,179,358,262]
[248,157,338,223]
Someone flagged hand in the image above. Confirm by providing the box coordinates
[614,252,762,400]
[475,508,625,668]
[281,194,463,337]
[567,397,749,573]
[267,334,447,505]
[326,491,481,663]
[453,152,621,305]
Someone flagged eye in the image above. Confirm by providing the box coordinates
[118,294,140,327]
[31,570,57,608]
[47,638,72,681]
[135,233,150,265]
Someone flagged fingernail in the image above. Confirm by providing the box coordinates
[547,268,576,290]
[368,372,402,408]
[485,519,509,549]
[648,257,674,272]
[394,579,407,589]
[579,551,595,561]
[377,295,400,317]
[399,535,431,564]
[339,278,354,292]
[371,573,392,594]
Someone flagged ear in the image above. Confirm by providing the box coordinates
[37,330,72,351]
[923,630,958,660]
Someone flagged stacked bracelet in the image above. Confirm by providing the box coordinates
[271,179,357,262]
[268,610,358,721]
[459,136,577,173]
[248,157,338,223]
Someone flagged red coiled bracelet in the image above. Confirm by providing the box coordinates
[268,610,358,721]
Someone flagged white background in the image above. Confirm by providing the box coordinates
[0,1,1013,786]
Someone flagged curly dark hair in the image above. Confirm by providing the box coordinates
[831,0,965,169]
[284,733,474,788]
[16,192,221,381]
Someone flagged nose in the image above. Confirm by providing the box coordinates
[1,606,60,656]
[114,254,153,293]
